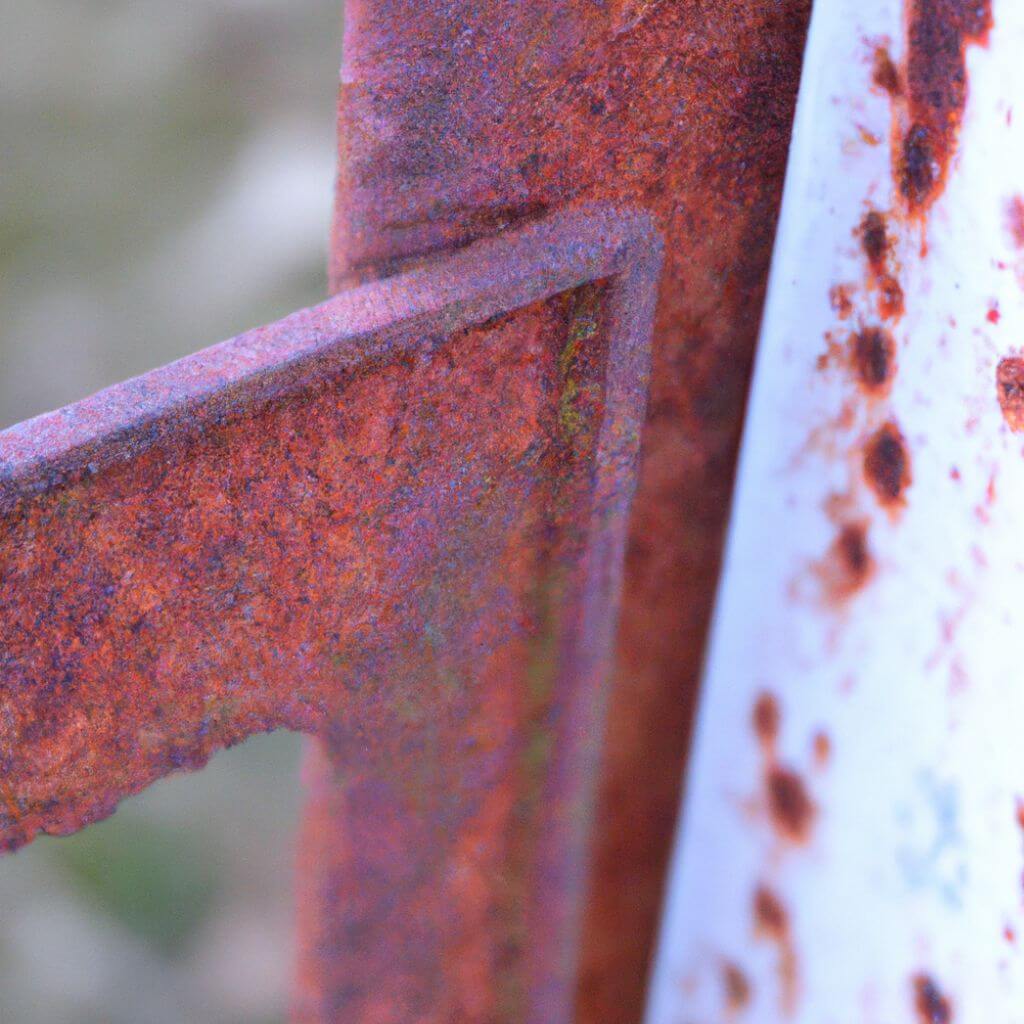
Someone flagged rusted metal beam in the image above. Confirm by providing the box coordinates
[329,3,812,1018]
[1,205,659,1020]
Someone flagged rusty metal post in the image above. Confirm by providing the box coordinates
[324,4,811,1019]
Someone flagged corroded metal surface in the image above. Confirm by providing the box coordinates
[329,4,812,1019]
[648,0,1024,1019]
[1,0,818,1016]
[1,206,659,1020]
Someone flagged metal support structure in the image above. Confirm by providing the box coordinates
[1,2,814,1020]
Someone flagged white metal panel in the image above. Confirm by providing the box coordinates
[646,0,1024,1019]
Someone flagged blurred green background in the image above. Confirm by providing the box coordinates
[1,1,344,1020]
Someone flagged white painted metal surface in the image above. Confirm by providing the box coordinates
[645,0,1024,1019]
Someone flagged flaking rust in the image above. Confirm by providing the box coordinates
[331,4,813,1019]
[897,0,993,216]
[1,207,660,1023]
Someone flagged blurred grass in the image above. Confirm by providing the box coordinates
[0,1,344,1020]
[48,816,222,956]
[1,0,342,426]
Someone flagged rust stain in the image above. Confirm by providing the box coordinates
[766,766,816,843]
[329,0,817,1013]
[876,275,906,320]
[863,420,912,507]
[753,691,781,751]
[860,209,891,270]
[912,973,953,1024]
[857,210,904,320]
[751,692,816,844]
[753,884,798,1014]
[812,730,831,768]
[850,325,896,395]
[830,284,855,320]
[821,520,875,602]
[973,468,998,524]
[996,356,1024,431]
[722,960,752,1012]
[1007,196,1024,249]
[872,45,902,96]
[896,0,994,215]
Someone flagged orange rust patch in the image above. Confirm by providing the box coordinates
[872,46,902,96]
[767,766,816,843]
[753,885,798,1013]
[912,973,953,1024]
[996,357,1024,431]
[1007,196,1024,249]
[897,0,993,216]
[812,730,831,768]
[754,885,788,937]
[859,209,890,270]
[863,421,912,506]
[722,961,752,1012]
[857,209,904,319]
[751,692,816,844]
[850,326,896,395]
[830,283,855,319]
[0,781,21,826]
[876,274,905,319]
[821,521,875,602]
[753,691,781,751]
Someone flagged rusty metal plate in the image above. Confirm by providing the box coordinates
[0,204,659,1021]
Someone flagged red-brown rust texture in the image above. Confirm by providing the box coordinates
[812,730,831,768]
[722,961,752,1012]
[858,210,905,320]
[860,209,891,269]
[996,356,1024,431]
[753,884,798,1013]
[330,2,813,1019]
[1007,196,1024,249]
[830,283,855,319]
[751,691,816,844]
[822,520,876,602]
[872,46,902,97]
[897,0,993,215]
[753,691,781,750]
[767,766,816,843]
[863,420,912,506]
[850,326,897,395]
[913,973,953,1024]
[0,208,659,1023]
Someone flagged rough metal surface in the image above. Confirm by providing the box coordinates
[0,206,659,1020]
[329,2,812,1019]
[1,0,817,1017]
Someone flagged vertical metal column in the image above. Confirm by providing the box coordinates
[310,2,812,1019]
